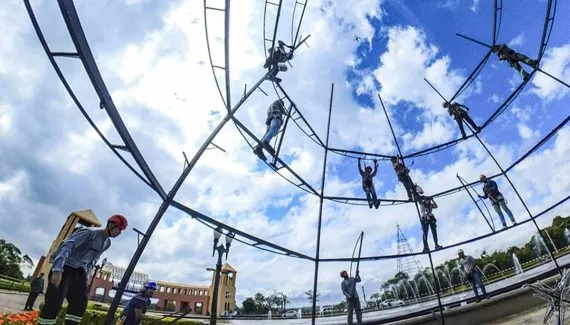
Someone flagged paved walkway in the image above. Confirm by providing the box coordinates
[0,290,551,324]
[486,305,546,325]
[0,290,44,314]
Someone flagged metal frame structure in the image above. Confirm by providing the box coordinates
[23,0,569,324]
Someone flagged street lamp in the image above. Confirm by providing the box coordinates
[87,257,107,300]
[210,227,234,325]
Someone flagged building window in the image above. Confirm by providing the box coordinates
[166,287,171,293]
[195,302,203,314]
[228,273,234,280]
[225,291,231,298]
[160,286,165,293]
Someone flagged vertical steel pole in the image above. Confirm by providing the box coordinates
[379,93,446,324]
[311,84,334,324]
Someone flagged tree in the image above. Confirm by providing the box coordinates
[253,293,267,313]
[0,239,33,279]
[242,297,256,314]
[333,300,347,312]
[304,290,321,304]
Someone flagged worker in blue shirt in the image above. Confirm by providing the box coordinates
[39,214,128,325]
[341,270,362,325]
[118,282,157,325]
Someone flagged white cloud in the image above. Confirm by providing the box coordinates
[508,32,525,48]
[516,123,538,139]
[530,43,570,101]
[471,0,480,13]
[372,26,467,149]
[488,93,501,104]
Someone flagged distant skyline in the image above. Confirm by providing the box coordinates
[1,0,569,307]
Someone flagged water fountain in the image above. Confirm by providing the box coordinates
[396,279,418,302]
[482,263,506,279]
[416,275,435,296]
[532,233,549,258]
[390,284,400,300]
[436,269,455,293]
[565,228,570,244]
[408,280,420,300]
[512,253,524,275]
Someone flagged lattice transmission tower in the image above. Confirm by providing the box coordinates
[396,224,424,278]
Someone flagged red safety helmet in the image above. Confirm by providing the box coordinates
[108,214,128,230]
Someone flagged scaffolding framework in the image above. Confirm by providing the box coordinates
[22,0,569,324]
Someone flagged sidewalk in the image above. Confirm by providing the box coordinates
[0,290,44,314]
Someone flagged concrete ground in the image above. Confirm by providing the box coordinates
[485,305,547,325]
[0,290,44,314]
[0,290,551,324]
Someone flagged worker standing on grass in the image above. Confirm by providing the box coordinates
[38,214,128,325]
[117,282,157,325]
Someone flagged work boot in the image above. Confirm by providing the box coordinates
[374,200,380,209]
[368,202,373,209]
[523,72,531,81]
[435,245,443,250]
[476,126,482,133]
[529,59,539,69]
[422,247,429,253]
[253,146,266,160]
[268,75,282,83]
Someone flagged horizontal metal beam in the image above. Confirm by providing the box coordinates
[171,200,314,261]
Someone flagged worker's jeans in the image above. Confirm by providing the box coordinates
[347,297,362,325]
[493,199,515,227]
[469,269,487,299]
[363,186,378,205]
[261,118,282,144]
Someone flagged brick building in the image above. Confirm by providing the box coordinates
[88,263,238,316]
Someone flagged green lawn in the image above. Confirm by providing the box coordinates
[0,277,30,292]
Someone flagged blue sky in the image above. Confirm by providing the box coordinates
[1,0,569,308]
